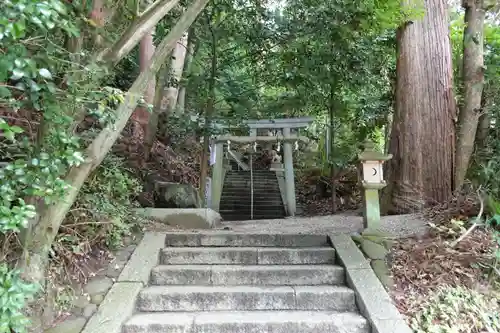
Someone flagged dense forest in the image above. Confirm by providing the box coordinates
[0,0,499,332]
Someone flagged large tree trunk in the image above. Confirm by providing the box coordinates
[19,0,211,286]
[383,0,456,213]
[454,0,486,190]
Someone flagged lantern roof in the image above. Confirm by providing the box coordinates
[358,139,393,162]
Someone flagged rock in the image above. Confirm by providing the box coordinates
[83,276,113,296]
[361,239,388,260]
[351,234,363,244]
[362,228,392,238]
[154,181,201,208]
[122,236,133,246]
[90,293,105,305]
[44,317,87,333]
[72,295,91,309]
[371,259,393,290]
[134,208,222,229]
[383,239,396,250]
[83,304,97,318]
[105,260,126,278]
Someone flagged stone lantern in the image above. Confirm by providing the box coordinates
[358,139,392,229]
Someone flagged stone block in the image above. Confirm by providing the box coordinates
[119,232,165,284]
[198,233,329,247]
[164,232,202,247]
[150,265,212,285]
[137,285,295,312]
[257,248,335,265]
[329,234,371,269]
[370,318,414,333]
[122,313,194,333]
[361,239,388,260]
[346,269,401,320]
[192,311,369,333]
[82,282,143,333]
[134,208,221,229]
[210,265,345,286]
[293,286,357,311]
[159,247,258,265]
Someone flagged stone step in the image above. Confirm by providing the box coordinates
[159,247,335,265]
[219,213,286,220]
[221,214,285,221]
[219,205,283,210]
[163,233,329,247]
[123,311,369,333]
[222,185,280,191]
[150,265,344,286]
[221,193,281,199]
[137,285,356,312]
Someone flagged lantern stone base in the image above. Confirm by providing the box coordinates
[362,188,382,229]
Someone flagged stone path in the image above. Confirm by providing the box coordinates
[222,213,427,237]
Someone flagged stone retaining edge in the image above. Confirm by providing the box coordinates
[118,232,166,284]
[329,234,413,333]
[81,281,142,333]
[81,232,167,333]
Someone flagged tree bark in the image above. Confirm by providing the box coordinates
[383,0,456,213]
[19,0,211,286]
[165,32,190,115]
[144,31,189,154]
[98,0,181,65]
[199,21,217,204]
[454,0,486,190]
[134,29,156,132]
[177,29,196,112]
[475,88,489,150]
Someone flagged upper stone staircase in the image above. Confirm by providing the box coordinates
[219,170,286,221]
[122,232,370,333]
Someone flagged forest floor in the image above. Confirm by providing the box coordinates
[390,218,499,331]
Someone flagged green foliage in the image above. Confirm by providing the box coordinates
[74,154,143,249]
[0,266,38,333]
[0,0,85,330]
[411,285,500,333]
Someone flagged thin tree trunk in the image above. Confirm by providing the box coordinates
[328,87,336,214]
[383,0,456,213]
[19,0,211,286]
[177,29,196,112]
[199,22,217,204]
[165,32,190,115]
[475,88,489,150]
[144,31,189,153]
[454,0,486,190]
[134,30,156,132]
[98,0,181,65]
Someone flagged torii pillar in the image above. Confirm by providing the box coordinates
[283,127,296,216]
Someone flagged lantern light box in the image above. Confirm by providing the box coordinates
[362,160,384,183]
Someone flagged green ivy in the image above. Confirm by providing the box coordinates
[0,0,83,331]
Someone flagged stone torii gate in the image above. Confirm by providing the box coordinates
[209,117,314,217]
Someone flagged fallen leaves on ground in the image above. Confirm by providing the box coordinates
[390,219,497,323]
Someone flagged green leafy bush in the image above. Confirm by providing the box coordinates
[69,154,144,249]
[0,266,38,333]
[411,285,500,333]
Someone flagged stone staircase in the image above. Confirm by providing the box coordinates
[122,232,370,333]
[219,170,286,221]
